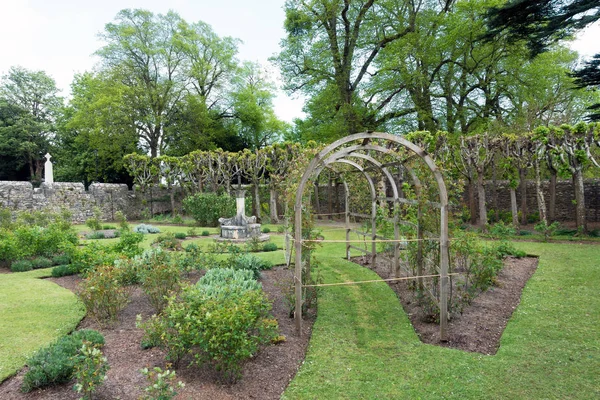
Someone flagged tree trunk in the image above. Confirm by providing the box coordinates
[491,159,499,221]
[534,160,547,224]
[510,187,519,228]
[468,180,477,225]
[574,168,587,233]
[477,171,487,231]
[519,168,527,225]
[253,183,261,222]
[328,175,333,220]
[169,189,177,216]
[548,171,557,222]
[269,188,279,223]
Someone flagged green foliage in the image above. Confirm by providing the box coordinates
[534,221,561,242]
[140,366,184,400]
[140,283,278,380]
[262,242,278,252]
[86,231,106,239]
[196,268,262,299]
[51,253,71,266]
[174,232,187,240]
[140,261,181,313]
[10,259,33,272]
[31,256,53,269]
[262,227,271,233]
[153,232,180,250]
[72,342,109,399]
[244,236,263,252]
[21,329,104,393]
[67,242,119,275]
[102,225,116,230]
[77,264,130,326]
[183,193,235,227]
[112,230,144,257]
[0,222,78,264]
[201,230,210,236]
[225,253,272,279]
[134,223,161,234]
[51,264,78,277]
[276,225,285,234]
[115,210,129,231]
[488,221,517,239]
[85,207,103,231]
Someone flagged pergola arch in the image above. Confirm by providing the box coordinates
[294,132,449,340]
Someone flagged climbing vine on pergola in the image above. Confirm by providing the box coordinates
[293,132,450,340]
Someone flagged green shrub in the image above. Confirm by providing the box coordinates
[201,230,210,236]
[102,225,116,230]
[11,259,33,272]
[262,227,271,233]
[262,243,278,252]
[21,329,104,392]
[140,284,278,381]
[185,243,200,252]
[31,256,53,269]
[51,264,78,277]
[113,230,144,257]
[77,264,130,326]
[113,257,142,285]
[86,231,105,239]
[52,254,70,266]
[68,242,119,275]
[172,215,184,225]
[115,210,129,231]
[183,193,235,227]
[153,232,180,250]
[226,253,273,278]
[534,221,560,242]
[174,232,187,240]
[140,261,181,313]
[140,366,184,400]
[197,268,262,299]
[276,225,285,234]
[72,342,109,399]
[187,227,198,236]
[134,224,161,234]
[488,221,516,239]
[85,217,102,232]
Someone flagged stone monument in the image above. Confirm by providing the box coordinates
[218,190,268,241]
[44,153,54,184]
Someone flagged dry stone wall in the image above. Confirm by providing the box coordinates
[0,181,183,222]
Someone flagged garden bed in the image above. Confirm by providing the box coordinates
[0,266,314,399]
[353,255,539,355]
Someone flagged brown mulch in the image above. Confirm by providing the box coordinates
[0,266,313,400]
[352,255,539,355]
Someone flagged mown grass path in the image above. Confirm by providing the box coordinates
[0,269,85,382]
[284,241,600,399]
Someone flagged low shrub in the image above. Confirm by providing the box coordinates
[51,264,78,277]
[262,243,278,252]
[72,342,109,399]
[86,231,106,240]
[52,254,70,266]
[196,268,262,299]
[226,253,273,278]
[187,227,198,237]
[77,264,130,326]
[534,221,560,242]
[85,217,102,232]
[112,230,144,257]
[174,232,187,240]
[262,227,271,233]
[140,366,184,400]
[140,261,181,313]
[201,230,210,236]
[115,211,129,231]
[153,232,180,250]
[172,215,184,225]
[21,329,104,392]
[488,221,516,239]
[11,259,33,272]
[113,257,142,285]
[102,225,116,230]
[183,193,235,227]
[140,283,278,381]
[134,224,161,234]
[276,225,285,234]
[31,256,53,269]
[68,242,119,275]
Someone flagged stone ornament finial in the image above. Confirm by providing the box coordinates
[44,153,54,184]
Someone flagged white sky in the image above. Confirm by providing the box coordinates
[0,0,598,123]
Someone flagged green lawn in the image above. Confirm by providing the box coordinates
[283,240,600,399]
[0,268,85,382]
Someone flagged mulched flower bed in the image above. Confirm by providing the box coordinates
[0,266,314,400]
[352,255,539,354]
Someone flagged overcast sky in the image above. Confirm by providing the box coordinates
[0,0,598,123]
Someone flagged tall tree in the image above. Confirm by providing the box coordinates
[0,67,62,181]
[486,0,600,120]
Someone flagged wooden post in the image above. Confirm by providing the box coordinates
[345,182,350,260]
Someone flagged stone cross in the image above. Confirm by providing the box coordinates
[44,153,54,184]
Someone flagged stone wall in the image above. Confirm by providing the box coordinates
[0,181,183,222]
[469,179,600,223]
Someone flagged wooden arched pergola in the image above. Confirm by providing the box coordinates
[293,132,450,340]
